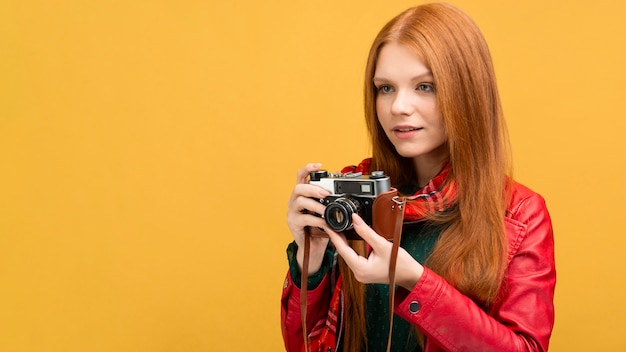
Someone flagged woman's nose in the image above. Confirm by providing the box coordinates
[390,90,414,116]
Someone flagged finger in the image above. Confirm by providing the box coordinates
[291,196,325,215]
[288,185,331,214]
[324,226,364,267]
[350,214,388,249]
[291,184,331,202]
[296,163,323,184]
[288,213,328,232]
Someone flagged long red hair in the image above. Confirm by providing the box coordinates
[341,3,512,350]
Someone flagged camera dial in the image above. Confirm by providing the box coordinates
[370,170,386,179]
[309,170,328,182]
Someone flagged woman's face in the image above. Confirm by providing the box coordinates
[374,42,448,166]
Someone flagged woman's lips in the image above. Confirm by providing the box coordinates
[393,126,423,139]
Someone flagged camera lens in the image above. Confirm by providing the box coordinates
[324,197,360,232]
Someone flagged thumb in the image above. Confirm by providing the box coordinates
[351,214,387,248]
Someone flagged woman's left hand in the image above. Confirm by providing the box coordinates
[324,214,424,291]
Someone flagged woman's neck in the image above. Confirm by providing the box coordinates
[412,147,449,188]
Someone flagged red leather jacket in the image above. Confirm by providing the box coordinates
[281,181,556,352]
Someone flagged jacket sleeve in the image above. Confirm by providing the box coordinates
[281,271,333,352]
[394,191,556,352]
[281,242,336,352]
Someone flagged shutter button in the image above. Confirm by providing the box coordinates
[409,301,420,314]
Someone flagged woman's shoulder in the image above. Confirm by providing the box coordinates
[503,180,554,272]
[505,179,550,222]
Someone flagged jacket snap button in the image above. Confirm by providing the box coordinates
[409,301,420,314]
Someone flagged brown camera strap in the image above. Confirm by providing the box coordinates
[385,223,403,352]
[300,228,311,352]
[300,196,405,352]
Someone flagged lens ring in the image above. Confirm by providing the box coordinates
[324,197,359,232]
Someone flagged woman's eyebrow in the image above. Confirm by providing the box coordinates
[373,72,433,83]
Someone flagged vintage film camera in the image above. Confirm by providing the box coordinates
[301,169,404,351]
[309,169,391,233]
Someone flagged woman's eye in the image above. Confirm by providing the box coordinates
[377,85,393,94]
[417,83,435,92]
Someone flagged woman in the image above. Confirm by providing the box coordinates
[282,3,556,352]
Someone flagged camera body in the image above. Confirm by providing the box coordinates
[310,170,391,232]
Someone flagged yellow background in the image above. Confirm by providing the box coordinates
[1,0,625,351]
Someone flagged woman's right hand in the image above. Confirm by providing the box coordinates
[286,163,332,274]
